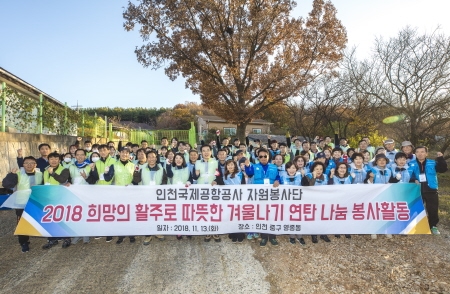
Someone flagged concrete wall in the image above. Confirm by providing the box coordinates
[0,133,106,183]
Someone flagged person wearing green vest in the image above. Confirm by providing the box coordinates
[195,145,220,243]
[104,147,137,244]
[133,150,168,245]
[69,149,96,245]
[2,156,43,252]
[42,152,71,249]
[90,145,116,186]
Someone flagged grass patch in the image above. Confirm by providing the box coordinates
[438,172,450,226]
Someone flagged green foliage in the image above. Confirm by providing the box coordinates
[3,86,39,132]
[85,107,168,126]
[347,130,387,149]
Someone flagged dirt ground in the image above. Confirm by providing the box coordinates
[0,209,449,294]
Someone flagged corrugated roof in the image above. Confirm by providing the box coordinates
[0,67,65,107]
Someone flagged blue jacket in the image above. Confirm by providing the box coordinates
[410,157,448,191]
[245,163,280,184]
[366,166,392,184]
[280,173,302,186]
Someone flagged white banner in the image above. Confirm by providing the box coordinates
[15,184,430,237]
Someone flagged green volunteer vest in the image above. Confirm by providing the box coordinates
[113,161,135,186]
[141,164,164,185]
[44,165,66,185]
[96,156,116,185]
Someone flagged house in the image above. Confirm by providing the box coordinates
[196,115,273,136]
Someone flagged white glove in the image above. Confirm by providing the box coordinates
[104,166,110,173]
[396,173,401,180]
[350,172,356,178]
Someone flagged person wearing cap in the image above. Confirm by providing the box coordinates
[244,148,280,247]
[103,147,137,244]
[384,139,397,162]
[365,153,393,239]
[400,141,416,163]
[409,147,448,235]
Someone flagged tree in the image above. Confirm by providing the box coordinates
[345,27,450,146]
[124,0,347,140]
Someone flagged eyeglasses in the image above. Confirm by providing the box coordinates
[258,155,268,159]
[24,162,36,165]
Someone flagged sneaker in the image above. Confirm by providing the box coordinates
[345,235,351,239]
[259,238,268,247]
[298,238,306,245]
[269,238,278,246]
[106,237,113,243]
[334,235,341,238]
[320,235,331,243]
[289,238,296,244]
[386,234,392,239]
[42,240,58,250]
[213,235,221,243]
[311,235,318,243]
[62,239,71,248]
[237,238,244,243]
[94,237,101,240]
[371,234,377,240]
[156,235,165,241]
[232,238,237,243]
[130,237,136,243]
[246,233,254,240]
[116,237,124,245]
[21,243,29,253]
[204,235,211,242]
[254,233,260,239]
[176,235,183,241]
[431,227,440,235]
[143,236,152,245]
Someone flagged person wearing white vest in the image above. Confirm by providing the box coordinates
[2,156,43,252]
[195,145,221,243]
[69,149,96,245]
[132,150,168,245]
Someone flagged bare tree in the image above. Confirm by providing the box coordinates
[345,27,450,146]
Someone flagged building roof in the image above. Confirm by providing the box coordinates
[0,67,65,107]
[197,115,272,125]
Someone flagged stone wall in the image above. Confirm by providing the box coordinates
[0,133,106,183]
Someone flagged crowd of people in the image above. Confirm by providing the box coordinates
[2,133,448,253]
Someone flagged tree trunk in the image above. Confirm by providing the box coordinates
[236,122,248,143]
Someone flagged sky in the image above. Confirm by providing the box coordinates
[1,0,449,109]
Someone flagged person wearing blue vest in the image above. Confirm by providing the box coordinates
[410,147,448,235]
[244,148,280,247]
[384,139,397,163]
